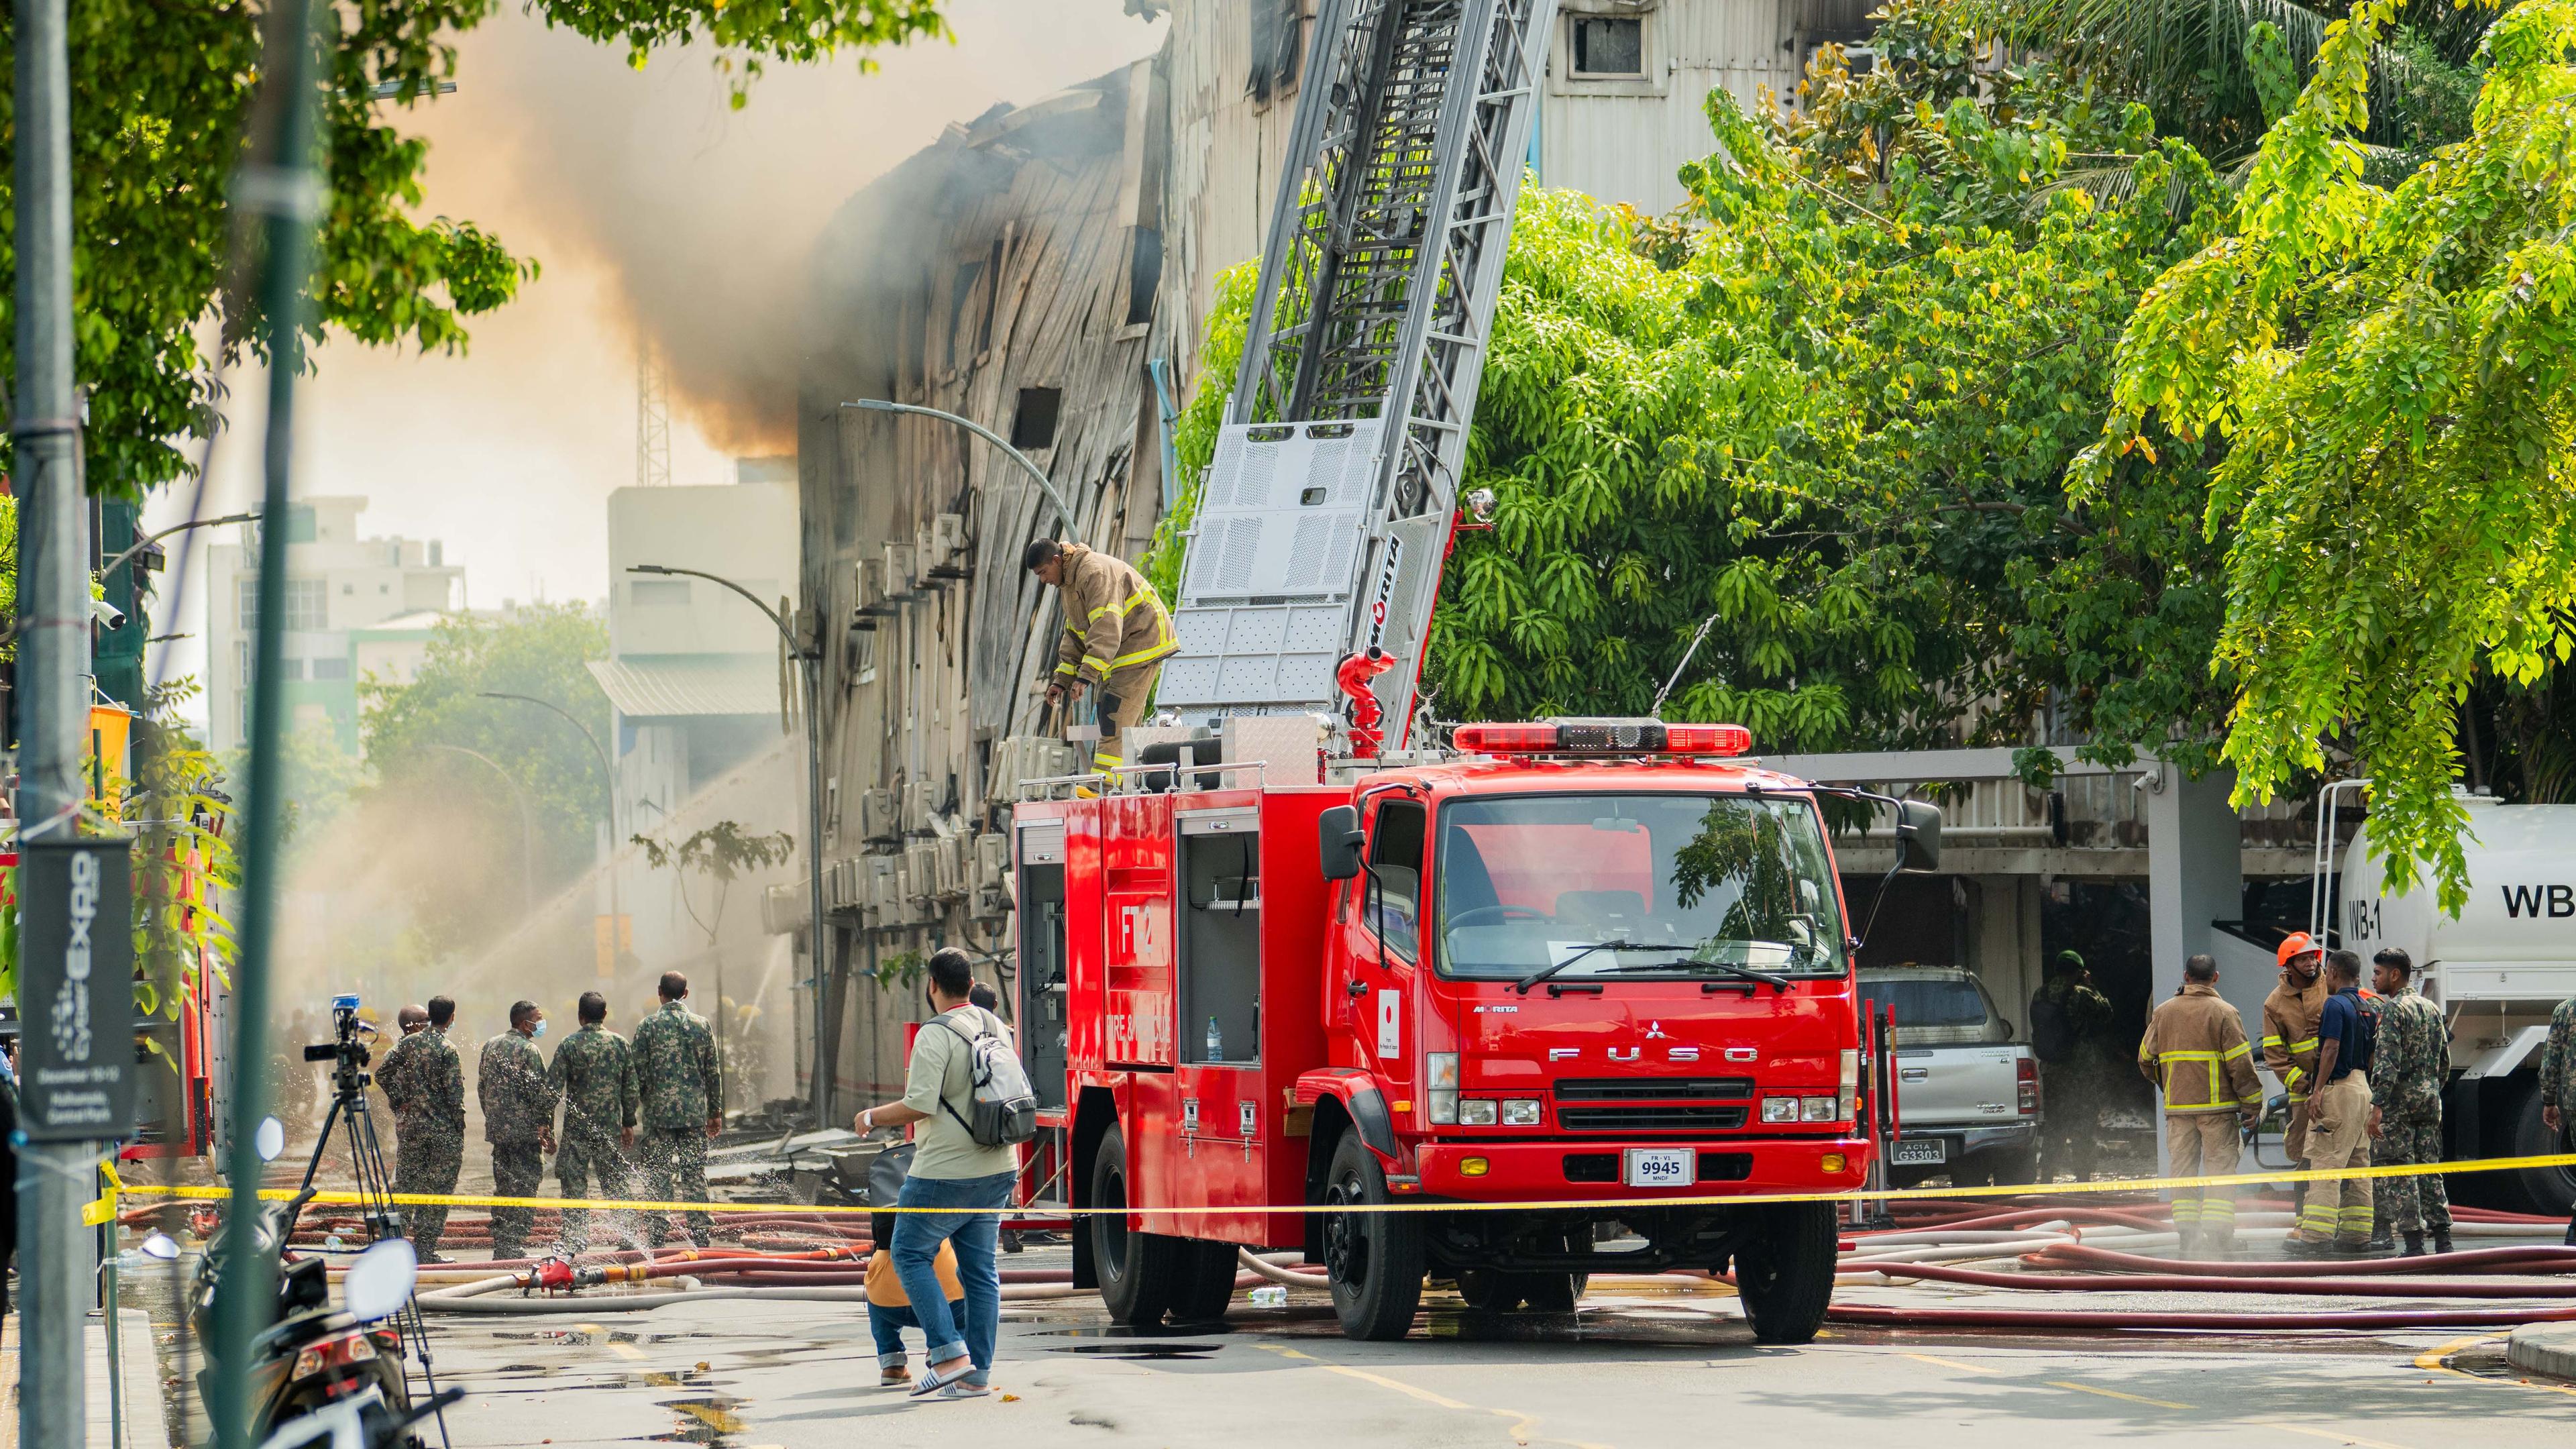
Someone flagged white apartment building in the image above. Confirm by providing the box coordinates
[203,496,464,754]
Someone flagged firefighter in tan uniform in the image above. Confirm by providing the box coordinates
[2138,954,2263,1258]
[1026,539,1177,775]
[2261,932,2328,1179]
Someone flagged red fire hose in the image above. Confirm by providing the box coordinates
[1876,1259,2576,1297]
[1827,1302,2576,1331]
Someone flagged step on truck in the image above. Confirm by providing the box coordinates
[1009,718,1943,1342]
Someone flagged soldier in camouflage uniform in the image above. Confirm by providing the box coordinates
[375,996,466,1260]
[477,1001,557,1260]
[549,991,641,1253]
[2031,952,2116,1181]
[632,972,722,1248]
[2539,990,2576,1245]
[2367,949,2453,1255]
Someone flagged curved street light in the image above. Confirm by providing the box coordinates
[421,743,536,915]
[627,562,833,1127]
[839,398,1084,545]
[478,690,623,941]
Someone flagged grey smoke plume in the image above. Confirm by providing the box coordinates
[421,0,1161,451]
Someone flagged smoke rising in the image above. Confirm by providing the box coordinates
[419,0,1165,453]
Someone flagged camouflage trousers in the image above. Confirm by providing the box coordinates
[489,1141,546,1260]
[637,1127,713,1247]
[557,1136,636,1253]
[394,1128,462,1258]
[2039,1065,2104,1181]
[2373,1117,2452,1235]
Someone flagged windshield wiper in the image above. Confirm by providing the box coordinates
[1593,957,1793,991]
[1512,941,1690,995]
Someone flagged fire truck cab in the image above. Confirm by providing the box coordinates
[1013,717,1941,1343]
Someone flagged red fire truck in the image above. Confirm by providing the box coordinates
[1012,720,1941,1342]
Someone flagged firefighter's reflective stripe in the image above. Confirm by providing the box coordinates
[2159,1049,2226,1108]
[1055,660,1077,677]
[1081,653,1112,675]
[1111,635,1177,669]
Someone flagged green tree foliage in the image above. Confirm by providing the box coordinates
[358,602,610,945]
[632,819,795,948]
[0,0,949,500]
[131,679,241,1038]
[2086,0,2576,907]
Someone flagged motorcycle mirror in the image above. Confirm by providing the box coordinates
[254,1116,286,1163]
[140,1232,180,1261]
[342,1238,419,1324]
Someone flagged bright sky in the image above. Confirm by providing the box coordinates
[148,0,1165,723]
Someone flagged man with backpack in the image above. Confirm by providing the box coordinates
[2285,949,2383,1257]
[853,948,1030,1400]
[2030,951,2114,1181]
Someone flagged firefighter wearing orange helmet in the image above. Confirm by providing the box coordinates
[2262,931,2330,1169]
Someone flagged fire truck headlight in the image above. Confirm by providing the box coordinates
[1458,1098,1498,1126]
[1762,1096,1799,1123]
[1800,1095,1837,1122]
[1428,1053,1459,1089]
[1501,1099,1542,1126]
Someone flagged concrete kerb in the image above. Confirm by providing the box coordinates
[2509,1322,2576,1381]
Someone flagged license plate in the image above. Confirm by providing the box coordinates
[1891,1137,1947,1166]
[1623,1147,1695,1187]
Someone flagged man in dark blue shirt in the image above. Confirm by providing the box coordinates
[2286,951,2383,1257]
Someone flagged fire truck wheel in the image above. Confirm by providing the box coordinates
[1733,1202,1837,1345]
[1089,1123,1175,1326]
[1165,1238,1241,1323]
[1320,1131,1426,1341]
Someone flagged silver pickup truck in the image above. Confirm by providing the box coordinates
[1859,965,2041,1186]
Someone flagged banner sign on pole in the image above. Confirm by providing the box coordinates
[18,837,138,1142]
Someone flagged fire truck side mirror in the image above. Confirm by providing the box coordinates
[1319,806,1364,881]
[1894,799,1943,873]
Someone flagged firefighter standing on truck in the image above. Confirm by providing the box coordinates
[2138,953,2263,1259]
[2261,932,2328,1195]
[1026,538,1175,775]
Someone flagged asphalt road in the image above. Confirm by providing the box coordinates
[413,1269,2576,1449]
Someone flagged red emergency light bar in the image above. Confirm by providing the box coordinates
[1453,719,1753,757]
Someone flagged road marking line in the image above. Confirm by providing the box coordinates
[1900,1353,1998,1375]
[608,1342,645,1360]
[1252,1343,1611,1448]
[2043,1381,2190,1409]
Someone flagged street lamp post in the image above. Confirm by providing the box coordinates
[626,564,835,1129]
[839,398,1085,545]
[478,691,623,959]
[422,744,537,916]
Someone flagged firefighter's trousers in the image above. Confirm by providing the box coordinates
[2296,1073,2375,1244]
[2164,1112,2242,1254]
[1087,660,1161,773]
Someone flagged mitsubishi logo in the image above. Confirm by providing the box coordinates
[1642,1021,1670,1040]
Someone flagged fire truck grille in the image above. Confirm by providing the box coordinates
[1562,1151,1754,1183]
[1553,1077,1755,1102]
[1556,1104,1750,1132]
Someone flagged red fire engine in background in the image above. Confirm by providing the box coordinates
[1012,721,1942,1343]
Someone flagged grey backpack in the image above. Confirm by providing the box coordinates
[935,1013,1038,1148]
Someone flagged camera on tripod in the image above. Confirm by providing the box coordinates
[303,992,376,1085]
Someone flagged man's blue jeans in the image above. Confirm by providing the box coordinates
[891,1171,1012,1385]
[869,1300,965,1368]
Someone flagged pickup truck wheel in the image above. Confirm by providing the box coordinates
[1320,1131,1425,1341]
[1734,1203,1837,1345]
[1089,1124,1174,1326]
[1165,1239,1240,1324]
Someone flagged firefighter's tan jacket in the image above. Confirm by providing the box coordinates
[2139,982,2263,1114]
[2261,971,2328,1102]
[1046,543,1175,686]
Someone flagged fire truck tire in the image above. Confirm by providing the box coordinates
[1321,1132,1426,1341]
[1165,1239,1240,1323]
[1089,1124,1176,1326]
[1733,1202,1837,1345]
[2499,1074,2576,1218]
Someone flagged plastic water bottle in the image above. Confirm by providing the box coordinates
[1205,1016,1224,1063]
[1248,1285,1288,1307]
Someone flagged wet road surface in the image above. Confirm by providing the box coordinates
[415,1250,2576,1448]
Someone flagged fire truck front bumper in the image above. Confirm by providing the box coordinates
[1409,1138,1872,1202]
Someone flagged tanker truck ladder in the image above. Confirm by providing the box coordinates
[1156,0,1558,740]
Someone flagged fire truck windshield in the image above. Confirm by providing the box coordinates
[1433,792,1845,982]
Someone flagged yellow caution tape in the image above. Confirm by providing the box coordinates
[90,1150,2576,1220]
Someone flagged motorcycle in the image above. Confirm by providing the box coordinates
[191,1118,424,1445]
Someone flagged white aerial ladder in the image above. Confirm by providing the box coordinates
[1155,0,1560,745]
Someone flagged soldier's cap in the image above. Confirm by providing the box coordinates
[2276,930,2320,967]
[2051,949,2086,971]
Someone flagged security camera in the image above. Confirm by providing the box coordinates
[1465,487,1498,522]
[88,598,126,631]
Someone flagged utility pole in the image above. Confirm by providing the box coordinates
[13,0,98,1444]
